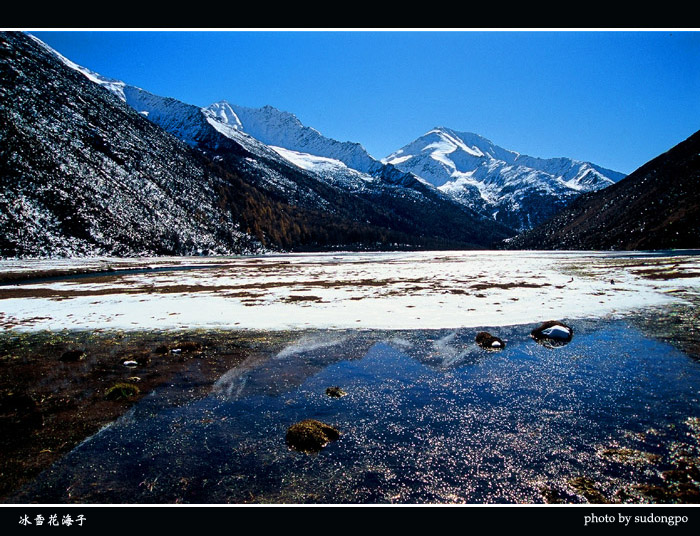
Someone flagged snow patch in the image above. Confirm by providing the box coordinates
[541,325,571,339]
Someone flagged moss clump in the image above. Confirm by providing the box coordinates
[568,476,610,503]
[286,419,340,453]
[60,349,86,362]
[104,382,140,401]
[540,485,567,504]
[154,341,203,355]
[629,482,700,503]
[175,341,203,353]
[325,386,347,398]
[0,391,41,427]
[600,447,661,465]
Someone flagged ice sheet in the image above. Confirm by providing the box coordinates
[1,250,698,332]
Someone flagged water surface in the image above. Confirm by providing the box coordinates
[11,319,700,504]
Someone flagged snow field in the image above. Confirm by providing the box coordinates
[1,251,698,332]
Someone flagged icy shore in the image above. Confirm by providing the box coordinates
[1,250,698,332]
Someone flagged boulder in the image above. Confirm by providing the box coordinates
[475,332,505,350]
[286,419,340,453]
[120,353,150,367]
[531,320,573,347]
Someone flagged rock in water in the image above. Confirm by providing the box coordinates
[326,386,347,398]
[541,325,572,339]
[531,320,573,347]
[475,332,505,350]
[286,419,340,453]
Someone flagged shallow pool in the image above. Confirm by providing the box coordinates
[10,319,700,504]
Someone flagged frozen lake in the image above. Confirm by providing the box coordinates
[1,250,700,504]
[1,250,699,331]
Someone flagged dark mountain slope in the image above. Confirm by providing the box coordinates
[507,129,700,250]
[0,31,268,257]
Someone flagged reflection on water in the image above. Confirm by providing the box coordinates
[12,320,700,504]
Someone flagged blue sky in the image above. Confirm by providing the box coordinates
[30,29,700,175]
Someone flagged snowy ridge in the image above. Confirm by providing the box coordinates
[202,102,448,199]
[205,107,379,191]
[30,34,128,103]
[204,101,382,175]
[44,43,245,155]
[45,38,208,149]
[44,50,386,197]
[48,48,332,204]
[385,127,626,231]
[46,42,428,211]
[45,43,378,182]
[120,86,212,148]
[203,100,243,130]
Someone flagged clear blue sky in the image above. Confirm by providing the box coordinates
[29,29,700,175]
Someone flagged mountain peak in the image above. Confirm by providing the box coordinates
[384,126,625,231]
[384,127,507,170]
[431,126,490,142]
[204,100,243,130]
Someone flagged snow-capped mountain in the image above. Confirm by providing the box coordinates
[41,41,392,212]
[201,100,449,198]
[51,49,427,200]
[385,127,626,231]
[201,105,626,233]
[201,102,382,193]
[1,31,515,257]
[50,35,623,237]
